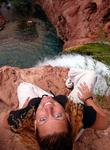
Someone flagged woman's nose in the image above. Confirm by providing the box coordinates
[44,104,53,115]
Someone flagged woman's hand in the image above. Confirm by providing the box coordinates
[78,82,93,102]
[78,82,109,130]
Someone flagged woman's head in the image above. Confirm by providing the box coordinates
[35,96,73,150]
[35,96,69,136]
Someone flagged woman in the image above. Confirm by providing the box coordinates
[1,80,108,150]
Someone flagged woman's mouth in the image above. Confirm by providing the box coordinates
[41,96,53,107]
[44,102,53,106]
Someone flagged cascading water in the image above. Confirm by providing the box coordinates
[36,54,110,96]
[0,4,109,96]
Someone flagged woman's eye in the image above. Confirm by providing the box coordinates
[54,113,64,119]
[38,117,47,124]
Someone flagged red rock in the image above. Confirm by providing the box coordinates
[35,0,110,48]
[0,66,109,150]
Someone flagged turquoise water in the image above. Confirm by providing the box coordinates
[0,18,63,68]
[0,20,62,68]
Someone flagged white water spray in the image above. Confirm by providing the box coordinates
[36,54,110,96]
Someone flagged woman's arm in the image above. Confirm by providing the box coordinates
[78,82,109,130]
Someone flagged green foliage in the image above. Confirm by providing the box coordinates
[11,0,33,17]
[67,43,110,66]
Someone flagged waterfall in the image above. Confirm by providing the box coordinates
[36,54,110,96]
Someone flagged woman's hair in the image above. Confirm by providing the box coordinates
[36,120,73,150]
[53,95,68,108]
[65,100,84,140]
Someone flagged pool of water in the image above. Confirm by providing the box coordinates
[0,18,63,68]
[0,3,64,68]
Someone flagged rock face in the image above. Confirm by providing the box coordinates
[35,0,110,48]
[0,66,69,111]
[0,66,110,150]
[0,65,69,150]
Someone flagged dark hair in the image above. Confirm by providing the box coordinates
[36,121,73,150]
[53,95,68,109]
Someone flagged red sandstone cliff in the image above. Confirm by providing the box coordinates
[0,66,110,150]
[0,66,69,110]
[35,0,110,48]
[0,66,69,150]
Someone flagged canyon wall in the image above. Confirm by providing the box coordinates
[0,66,110,150]
[35,0,110,48]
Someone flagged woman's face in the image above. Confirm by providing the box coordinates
[35,96,69,136]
